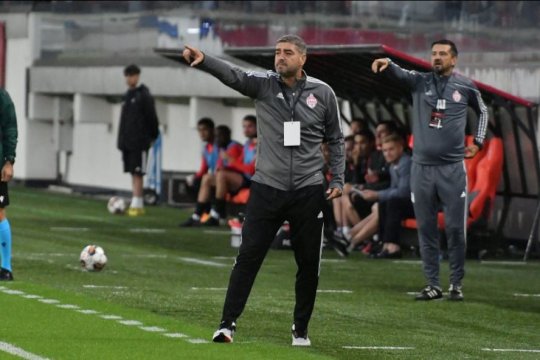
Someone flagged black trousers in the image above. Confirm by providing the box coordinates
[221,181,325,332]
[378,197,415,246]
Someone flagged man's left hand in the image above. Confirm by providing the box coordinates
[465,144,479,159]
[326,187,342,200]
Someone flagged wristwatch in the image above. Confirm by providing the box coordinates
[4,156,14,165]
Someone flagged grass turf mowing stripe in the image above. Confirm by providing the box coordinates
[0,341,49,360]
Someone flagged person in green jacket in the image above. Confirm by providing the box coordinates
[0,88,18,281]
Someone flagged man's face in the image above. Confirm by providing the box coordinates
[274,42,306,78]
[382,140,403,164]
[431,44,456,75]
[242,120,257,139]
[216,129,230,148]
[125,74,140,89]
[375,124,390,148]
[353,134,372,159]
[197,125,213,142]
[345,138,354,162]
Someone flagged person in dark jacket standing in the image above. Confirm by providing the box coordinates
[117,64,159,217]
[0,89,18,281]
[371,39,488,301]
[183,34,345,346]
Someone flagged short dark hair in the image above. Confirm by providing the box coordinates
[124,64,141,76]
[276,34,307,55]
[197,117,215,129]
[431,39,458,57]
[216,125,232,139]
[376,120,398,134]
[356,129,375,143]
[243,115,257,124]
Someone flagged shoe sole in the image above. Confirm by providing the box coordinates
[212,332,233,343]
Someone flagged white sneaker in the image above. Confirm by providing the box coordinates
[291,324,311,346]
[212,321,236,343]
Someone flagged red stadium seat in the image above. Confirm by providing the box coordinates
[225,188,250,205]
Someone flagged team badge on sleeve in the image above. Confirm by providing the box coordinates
[452,90,462,102]
[306,93,317,109]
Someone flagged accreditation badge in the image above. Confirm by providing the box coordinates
[284,121,301,146]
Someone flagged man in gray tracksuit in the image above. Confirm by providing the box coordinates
[372,39,488,301]
[183,35,344,345]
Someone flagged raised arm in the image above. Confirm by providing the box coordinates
[371,57,421,90]
[183,45,267,99]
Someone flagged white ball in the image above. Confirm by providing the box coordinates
[107,196,126,214]
[80,245,108,272]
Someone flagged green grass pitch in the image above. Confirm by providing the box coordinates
[1,185,539,359]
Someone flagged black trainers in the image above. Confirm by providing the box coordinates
[201,216,220,227]
[0,268,13,281]
[212,321,236,343]
[179,217,200,227]
[291,324,311,346]
[415,285,443,301]
[327,233,350,257]
[448,284,464,301]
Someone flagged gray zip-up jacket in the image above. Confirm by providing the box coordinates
[386,60,488,165]
[197,54,345,191]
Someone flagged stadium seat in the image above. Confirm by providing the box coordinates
[225,188,250,205]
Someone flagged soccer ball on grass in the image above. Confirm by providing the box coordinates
[80,245,108,271]
[107,196,126,214]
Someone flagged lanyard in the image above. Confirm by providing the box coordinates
[279,79,306,122]
[433,73,449,100]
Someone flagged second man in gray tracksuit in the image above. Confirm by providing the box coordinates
[372,39,488,301]
[183,34,344,345]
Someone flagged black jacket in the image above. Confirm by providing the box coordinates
[117,84,159,151]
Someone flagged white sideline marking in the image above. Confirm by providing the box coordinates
[83,285,128,289]
[513,293,540,297]
[22,295,42,299]
[56,304,79,309]
[187,339,209,344]
[191,287,227,291]
[50,227,89,232]
[202,230,230,235]
[393,260,423,265]
[343,346,415,350]
[139,326,166,332]
[0,341,50,360]
[129,228,166,233]
[77,309,99,315]
[321,259,346,263]
[131,254,168,259]
[118,320,143,326]
[480,261,526,266]
[164,333,188,338]
[212,256,236,260]
[482,348,540,353]
[178,257,227,267]
[317,290,353,293]
[4,287,206,347]
[38,299,60,304]
[1,289,25,295]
